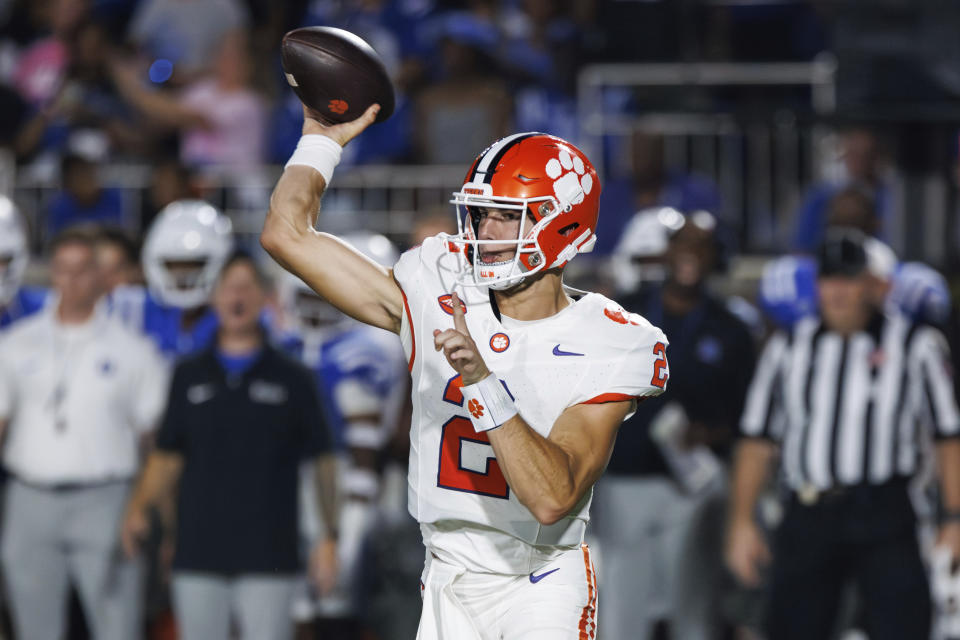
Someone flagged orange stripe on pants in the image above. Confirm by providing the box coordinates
[578,543,597,639]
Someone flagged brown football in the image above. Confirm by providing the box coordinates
[280,26,395,126]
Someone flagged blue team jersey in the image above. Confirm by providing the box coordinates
[281,324,408,450]
[758,256,951,329]
[105,285,220,360]
[0,287,48,331]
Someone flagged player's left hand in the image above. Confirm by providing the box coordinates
[937,521,960,560]
[434,292,490,385]
[309,538,338,596]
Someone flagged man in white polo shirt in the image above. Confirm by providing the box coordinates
[0,228,169,640]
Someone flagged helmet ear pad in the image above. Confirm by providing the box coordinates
[521,207,588,271]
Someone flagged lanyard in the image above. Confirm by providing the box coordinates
[46,312,103,434]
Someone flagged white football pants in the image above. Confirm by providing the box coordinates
[416,543,597,640]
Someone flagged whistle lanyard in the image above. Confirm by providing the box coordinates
[46,315,101,434]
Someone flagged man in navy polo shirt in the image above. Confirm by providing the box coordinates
[122,253,338,640]
[592,211,756,640]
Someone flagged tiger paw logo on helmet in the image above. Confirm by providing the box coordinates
[545,150,593,207]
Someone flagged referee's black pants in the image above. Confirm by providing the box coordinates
[765,480,931,640]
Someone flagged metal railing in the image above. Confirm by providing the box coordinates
[576,56,839,251]
[11,163,468,251]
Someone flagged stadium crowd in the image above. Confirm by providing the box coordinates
[1,1,960,639]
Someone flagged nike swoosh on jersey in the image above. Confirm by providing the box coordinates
[552,345,585,357]
[529,568,560,583]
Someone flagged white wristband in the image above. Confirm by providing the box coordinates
[285,134,342,185]
[461,373,518,433]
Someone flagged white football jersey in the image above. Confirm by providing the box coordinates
[394,235,669,574]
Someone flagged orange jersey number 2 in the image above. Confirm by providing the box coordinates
[651,342,668,389]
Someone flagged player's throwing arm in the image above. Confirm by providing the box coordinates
[260,104,404,334]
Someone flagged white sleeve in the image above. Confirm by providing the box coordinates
[392,237,439,310]
[129,337,171,433]
[393,235,448,367]
[571,322,670,406]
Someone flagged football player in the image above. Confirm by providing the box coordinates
[758,240,950,331]
[107,199,233,358]
[262,105,669,639]
[280,232,409,636]
[0,196,47,331]
[609,206,685,295]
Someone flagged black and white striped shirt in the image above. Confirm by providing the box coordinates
[741,312,960,490]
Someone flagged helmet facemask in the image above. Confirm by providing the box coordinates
[450,187,562,290]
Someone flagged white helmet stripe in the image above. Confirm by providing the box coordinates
[470,132,540,183]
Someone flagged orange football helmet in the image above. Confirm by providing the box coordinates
[450,132,601,290]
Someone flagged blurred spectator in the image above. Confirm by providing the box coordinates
[792,127,892,252]
[4,0,86,108]
[47,152,126,236]
[126,0,248,81]
[0,195,47,329]
[593,211,755,640]
[0,85,30,147]
[728,230,960,640]
[144,159,198,228]
[3,0,96,160]
[498,0,581,93]
[500,0,581,141]
[122,252,338,640]
[0,227,168,640]
[596,131,723,255]
[111,32,266,177]
[62,19,143,150]
[15,18,146,160]
[95,226,141,291]
[414,11,511,163]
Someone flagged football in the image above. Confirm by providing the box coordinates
[281,26,395,126]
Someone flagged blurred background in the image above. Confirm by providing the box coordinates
[2,0,960,639]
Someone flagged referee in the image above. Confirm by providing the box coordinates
[725,229,960,640]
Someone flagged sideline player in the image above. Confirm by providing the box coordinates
[279,232,409,636]
[107,199,233,358]
[261,105,669,638]
[0,196,47,330]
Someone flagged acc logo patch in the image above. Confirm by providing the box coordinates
[438,294,467,316]
[489,332,510,353]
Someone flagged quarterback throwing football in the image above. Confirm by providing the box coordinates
[262,104,670,640]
